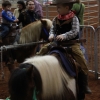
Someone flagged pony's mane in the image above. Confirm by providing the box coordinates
[19,20,42,44]
[19,19,52,44]
[24,55,76,99]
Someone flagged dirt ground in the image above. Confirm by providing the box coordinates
[0,65,100,100]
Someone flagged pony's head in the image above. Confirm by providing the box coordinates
[9,63,35,100]
[41,19,52,32]
[19,19,52,44]
[40,19,52,40]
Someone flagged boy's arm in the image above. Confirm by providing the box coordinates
[62,16,79,40]
[2,11,15,22]
[12,15,16,20]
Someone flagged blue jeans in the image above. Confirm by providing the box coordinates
[0,24,10,38]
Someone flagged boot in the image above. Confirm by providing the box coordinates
[78,71,92,94]
[36,43,51,55]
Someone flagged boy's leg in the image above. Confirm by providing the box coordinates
[0,24,10,38]
[71,43,91,94]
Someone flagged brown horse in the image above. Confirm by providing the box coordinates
[0,23,19,65]
[3,19,52,64]
[8,55,77,100]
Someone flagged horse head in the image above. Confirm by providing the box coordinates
[19,19,52,44]
[40,19,52,40]
[9,63,36,100]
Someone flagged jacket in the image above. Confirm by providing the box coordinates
[18,10,41,27]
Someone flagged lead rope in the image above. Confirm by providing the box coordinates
[33,87,39,100]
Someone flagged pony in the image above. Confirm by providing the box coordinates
[3,19,52,64]
[0,23,18,46]
[19,19,52,44]
[0,23,19,65]
[8,55,77,100]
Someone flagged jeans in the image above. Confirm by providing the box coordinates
[71,43,88,74]
[0,24,10,38]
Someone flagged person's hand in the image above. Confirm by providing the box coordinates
[56,35,64,41]
[14,19,19,23]
[49,34,54,42]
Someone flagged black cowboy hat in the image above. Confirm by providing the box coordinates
[50,0,77,5]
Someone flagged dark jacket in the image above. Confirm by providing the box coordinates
[56,19,79,40]
[18,10,41,27]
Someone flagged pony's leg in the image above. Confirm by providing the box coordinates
[13,32,20,44]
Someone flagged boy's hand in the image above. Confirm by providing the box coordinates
[56,35,64,41]
[14,19,19,23]
[49,34,54,42]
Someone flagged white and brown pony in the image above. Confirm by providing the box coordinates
[9,55,77,100]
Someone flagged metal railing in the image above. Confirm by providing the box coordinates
[94,26,100,79]
[80,25,97,78]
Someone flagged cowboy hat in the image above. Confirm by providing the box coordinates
[51,0,76,5]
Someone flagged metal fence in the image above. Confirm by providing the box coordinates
[0,25,99,80]
[80,25,97,78]
[94,26,100,79]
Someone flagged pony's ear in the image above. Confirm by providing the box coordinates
[41,19,47,26]
[7,60,18,73]
[27,65,33,78]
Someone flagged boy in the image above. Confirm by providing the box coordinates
[49,0,91,94]
[0,1,18,43]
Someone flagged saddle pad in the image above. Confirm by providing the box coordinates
[49,50,76,77]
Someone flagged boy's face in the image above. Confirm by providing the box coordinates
[57,4,69,15]
[27,1,35,11]
[4,5,11,11]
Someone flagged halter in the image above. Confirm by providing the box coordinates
[42,27,49,40]
[6,87,38,100]
[33,87,39,100]
[6,67,39,100]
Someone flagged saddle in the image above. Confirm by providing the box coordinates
[36,42,79,76]
[49,46,81,96]
[49,46,78,77]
